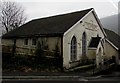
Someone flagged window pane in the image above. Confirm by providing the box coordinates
[24,39,28,45]
[70,36,77,61]
[82,32,86,56]
[32,38,37,45]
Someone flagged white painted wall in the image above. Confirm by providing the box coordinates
[96,41,104,68]
[63,10,105,69]
[105,40,119,63]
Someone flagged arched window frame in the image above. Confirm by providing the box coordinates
[70,36,77,61]
[82,32,87,56]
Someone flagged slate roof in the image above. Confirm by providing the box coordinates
[104,28,120,49]
[89,37,101,48]
[2,8,93,38]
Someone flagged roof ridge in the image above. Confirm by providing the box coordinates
[2,8,93,38]
[31,8,93,22]
[104,28,120,37]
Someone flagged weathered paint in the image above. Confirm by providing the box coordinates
[105,40,119,64]
[2,39,14,46]
[2,37,62,56]
[63,11,105,69]
[96,41,104,68]
[87,49,96,59]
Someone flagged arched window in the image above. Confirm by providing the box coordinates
[98,48,102,65]
[82,32,86,56]
[71,36,77,61]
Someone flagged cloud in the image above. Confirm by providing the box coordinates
[6,0,118,2]
[4,0,118,21]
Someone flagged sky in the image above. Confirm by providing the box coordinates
[2,0,119,22]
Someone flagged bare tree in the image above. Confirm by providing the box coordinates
[1,1,27,33]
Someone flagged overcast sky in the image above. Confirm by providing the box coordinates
[5,0,118,22]
[1,0,119,22]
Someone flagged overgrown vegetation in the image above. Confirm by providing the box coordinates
[2,53,35,72]
[2,39,63,72]
[34,39,63,72]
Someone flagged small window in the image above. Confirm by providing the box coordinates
[32,38,37,45]
[24,39,28,45]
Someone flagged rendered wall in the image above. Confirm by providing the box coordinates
[63,11,105,69]
[2,37,62,56]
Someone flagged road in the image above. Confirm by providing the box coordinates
[2,68,120,83]
[2,75,120,83]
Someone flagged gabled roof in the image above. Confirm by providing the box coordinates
[2,8,93,38]
[104,28,120,49]
[89,37,101,48]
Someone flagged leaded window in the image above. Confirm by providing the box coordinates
[71,36,77,61]
[82,32,86,56]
